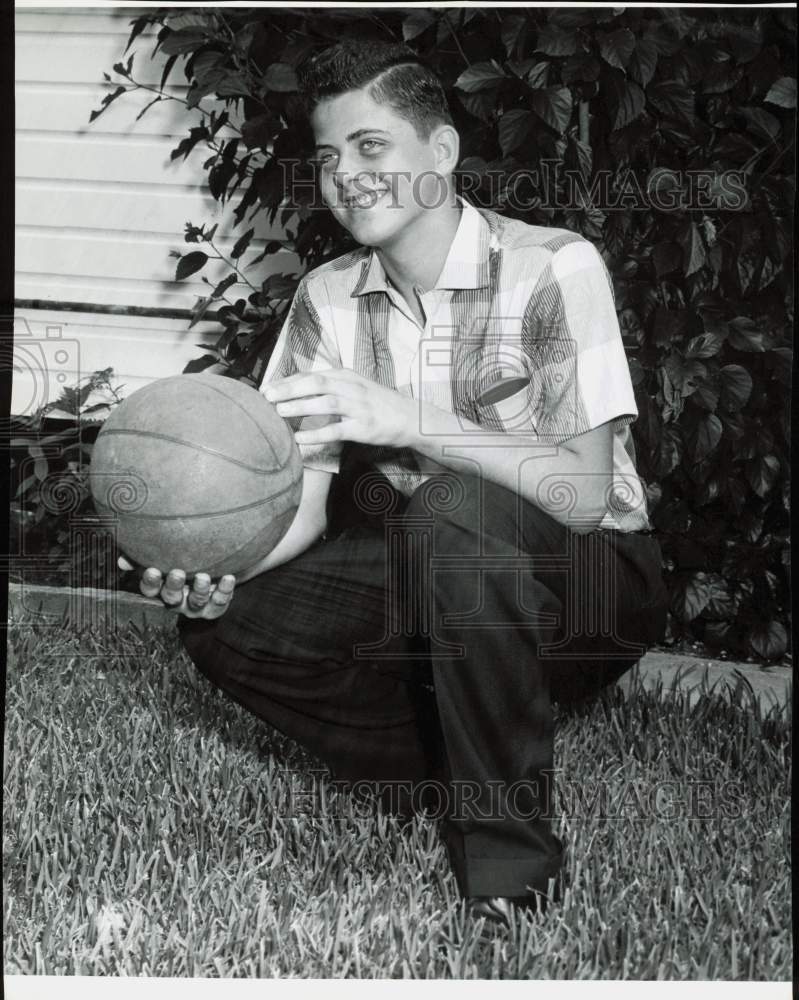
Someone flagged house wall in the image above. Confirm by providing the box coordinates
[13,7,291,416]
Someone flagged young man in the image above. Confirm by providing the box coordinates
[137,42,669,924]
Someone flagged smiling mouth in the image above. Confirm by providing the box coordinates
[341,188,390,209]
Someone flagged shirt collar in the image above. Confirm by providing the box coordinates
[352,196,491,297]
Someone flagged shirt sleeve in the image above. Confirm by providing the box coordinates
[261,277,343,476]
[519,238,638,443]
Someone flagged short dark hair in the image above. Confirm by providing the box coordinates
[298,40,453,138]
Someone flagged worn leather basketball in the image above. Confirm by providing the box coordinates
[89,373,302,578]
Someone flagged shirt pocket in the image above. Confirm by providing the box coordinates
[474,378,542,434]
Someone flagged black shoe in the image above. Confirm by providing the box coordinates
[468,878,562,926]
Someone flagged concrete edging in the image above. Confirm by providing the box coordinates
[7,582,792,716]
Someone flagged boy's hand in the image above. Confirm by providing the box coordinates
[264,369,419,449]
[118,556,236,620]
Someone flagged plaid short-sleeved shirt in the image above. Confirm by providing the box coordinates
[262,198,650,532]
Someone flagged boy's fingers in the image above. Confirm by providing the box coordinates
[140,567,162,598]
[210,575,236,605]
[186,573,211,610]
[161,569,186,606]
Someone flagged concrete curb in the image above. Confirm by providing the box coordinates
[615,651,792,717]
[8,581,171,628]
[8,582,793,716]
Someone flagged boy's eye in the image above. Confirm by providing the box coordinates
[315,151,339,169]
[360,140,384,153]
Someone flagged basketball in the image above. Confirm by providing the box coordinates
[89,373,303,578]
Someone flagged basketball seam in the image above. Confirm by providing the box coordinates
[189,377,284,465]
[97,428,287,475]
[95,477,300,521]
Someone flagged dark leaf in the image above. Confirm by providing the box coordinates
[231,228,255,260]
[160,28,209,56]
[597,28,635,71]
[211,272,239,299]
[458,91,496,123]
[215,74,251,98]
[739,107,780,140]
[241,114,279,150]
[727,24,762,64]
[561,54,600,84]
[606,75,646,130]
[89,86,127,123]
[685,331,725,359]
[192,50,226,82]
[175,251,208,281]
[768,347,792,386]
[134,95,162,122]
[655,423,682,476]
[719,365,753,412]
[569,136,592,179]
[402,10,436,41]
[209,158,237,201]
[642,21,681,57]
[679,220,706,277]
[628,38,658,88]
[673,572,711,623]
[747,621,788,660]
[653,307,690,348]
[189,296,212,329]
[535,24,579,57]
[183,354,222,375]
[685,412,723,462]
[526,61,550,89]
[500,14,527,57]
[727,316,766,352]
[124,15,150,55]
[746,454,780,498]
[263,63,298,92]
[529,87,573,134]
[262,274,300,300]
[498,109,535,156]
[647,81,696,123]
[692,377,720,412]
[455,61,507,93]
[702,575,734,620]
[764,76,796,109]
[549,9,595,29]
[652,242,682,278]
[160,53,179,91]
[170,125,209,162]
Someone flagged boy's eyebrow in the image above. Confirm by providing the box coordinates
[314,128,391,151]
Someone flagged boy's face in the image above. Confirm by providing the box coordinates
[311,87,448,249]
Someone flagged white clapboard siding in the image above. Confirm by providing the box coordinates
[13,7,294,414]
[12,309,231,418]
[17,178,284,240]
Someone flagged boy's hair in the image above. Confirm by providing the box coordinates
[297,40,453,138]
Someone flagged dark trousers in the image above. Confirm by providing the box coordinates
[177,464,668,898]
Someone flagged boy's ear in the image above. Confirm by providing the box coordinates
[432,123,460,174]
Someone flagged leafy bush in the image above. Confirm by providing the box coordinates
[9,370,126,588]
[87,7,794,659]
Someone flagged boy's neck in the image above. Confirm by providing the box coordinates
[375,196,462,296]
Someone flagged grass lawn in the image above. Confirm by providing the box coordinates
[3,616,792,979]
